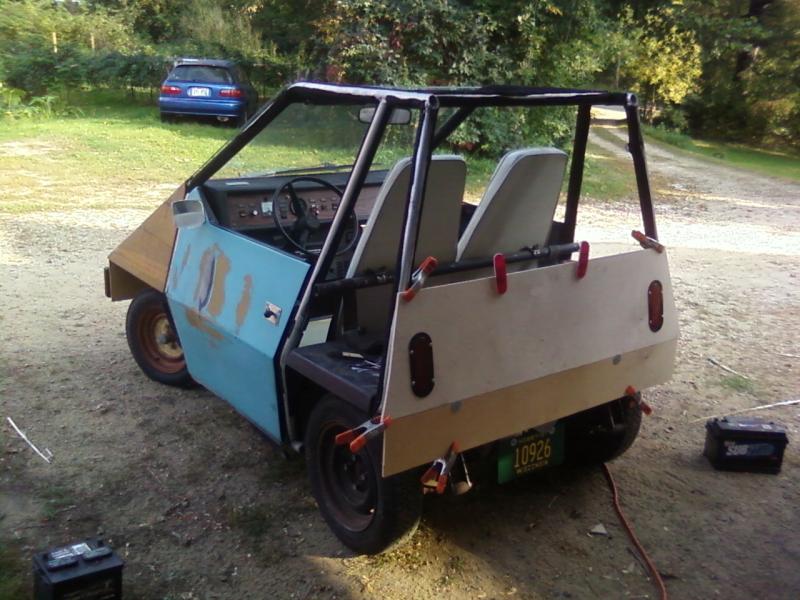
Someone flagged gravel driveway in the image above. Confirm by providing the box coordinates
[1,130,799,599]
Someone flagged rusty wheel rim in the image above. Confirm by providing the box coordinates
[137,307,185,374]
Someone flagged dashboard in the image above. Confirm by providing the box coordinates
[201,171,388,278]
[222,185,381,230]
[203,170,387,232]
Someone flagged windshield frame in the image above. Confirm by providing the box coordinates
[185,82,656,293]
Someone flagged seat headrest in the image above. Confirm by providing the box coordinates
[457,147,567,261]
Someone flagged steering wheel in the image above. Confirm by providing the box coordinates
[269,176,359,259]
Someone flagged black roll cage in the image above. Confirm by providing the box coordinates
[183,81,658,442]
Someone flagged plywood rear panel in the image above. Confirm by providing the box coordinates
[380,249,678,475]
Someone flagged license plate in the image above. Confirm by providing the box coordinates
[497,423,565,483]
[188,87,210,97]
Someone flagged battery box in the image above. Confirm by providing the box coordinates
[33,538,123,600]
[704,417,788,474]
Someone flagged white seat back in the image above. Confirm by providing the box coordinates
[457,148,566,261]
[347,155,466,277]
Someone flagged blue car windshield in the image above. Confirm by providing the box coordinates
[170,65,233,84]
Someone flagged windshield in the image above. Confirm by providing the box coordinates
[212,103,418,180]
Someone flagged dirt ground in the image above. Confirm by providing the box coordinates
[1,125,799,599]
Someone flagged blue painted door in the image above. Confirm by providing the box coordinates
[165,222,310,442]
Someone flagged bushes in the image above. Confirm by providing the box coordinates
[1,42,168,97]
[0,84,82,119]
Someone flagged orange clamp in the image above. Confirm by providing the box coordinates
[632,230,664,253]
[420,442,460,495]
[334,415,392,453]
[625,385,652,416]
[401,256,438,302]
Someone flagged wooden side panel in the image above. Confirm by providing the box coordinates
[107,263,149,301]
[380,249,678,476]
[107,184,184,296]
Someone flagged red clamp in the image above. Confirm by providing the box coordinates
[420,442,460,494]
[625,385,652,416]
[493,253,507,294]
[631,230,665,253]
[576,241,590,279]
[401,256,438,302]
[334,415,392,453]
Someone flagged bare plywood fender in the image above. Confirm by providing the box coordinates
[107,184,184,299]
[381,249,678,476]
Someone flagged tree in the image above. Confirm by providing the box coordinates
[619,7,702,122]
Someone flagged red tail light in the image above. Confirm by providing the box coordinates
[219,88,243,98]
[493,253,507,294]
[648,280,664,332]
[160,85,181,95]
[576,241,590,279]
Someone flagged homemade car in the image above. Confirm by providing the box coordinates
[158,58,259,126]
[105,83,678,554]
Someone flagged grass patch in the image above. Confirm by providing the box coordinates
[259,456,306,485]
[582,146,637,200]
[227,503,276,540]
[644,126,800,182]
[0,538,28,600]
[720,374,757,395]
[40,484,76,521]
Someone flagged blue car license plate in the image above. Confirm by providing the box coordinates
[188,87,210,97]
[497,423,565,483]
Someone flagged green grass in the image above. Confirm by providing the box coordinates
[644,125,800,182]
[720,374,757,395]
[582,146,637,200]
[40,484,76,521]
[0,92,236,213]
[0,90,639,215]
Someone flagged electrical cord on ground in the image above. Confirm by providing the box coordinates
[602,463,668,600]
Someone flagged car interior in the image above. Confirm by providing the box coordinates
[197,142,570,413]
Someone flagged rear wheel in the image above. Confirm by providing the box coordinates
[305,396,422,554]
[563,395,643,466]
[126,289,193,387]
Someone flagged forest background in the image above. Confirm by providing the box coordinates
[0,0,798,152]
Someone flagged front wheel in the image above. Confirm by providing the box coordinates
[305,396,422,554]
[125,289,193,387]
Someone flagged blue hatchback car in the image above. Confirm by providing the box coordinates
[158,58,259,126]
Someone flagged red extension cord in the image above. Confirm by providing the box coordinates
[602,463,669,600]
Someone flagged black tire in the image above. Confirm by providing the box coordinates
[305,396,423,554]
[126,289,193,387]
[563,395,643,466]
[159,112,170,123]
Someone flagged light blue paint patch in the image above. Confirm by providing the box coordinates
[166,223,309,441]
